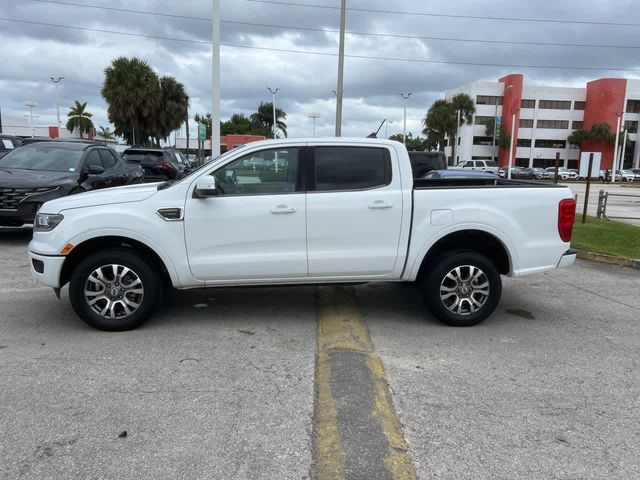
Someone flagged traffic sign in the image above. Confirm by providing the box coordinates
[198,123,207,141]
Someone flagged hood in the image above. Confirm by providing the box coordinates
[41,182,160,213]
[0,169,78,188]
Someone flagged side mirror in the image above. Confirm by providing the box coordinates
[85,164,105,175]
[193,175,219,198]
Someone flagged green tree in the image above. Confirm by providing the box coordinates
[66,100,94,138]
[589,122,615,143]
[422,99,456,152]
[102,56,161,145]
[567,129,588,148]
[152,76,189,144]
[484,118,510,148]
[250,102,287,138]
[388,133,429,151]
[97,125,115,139]
[221,113,253,135]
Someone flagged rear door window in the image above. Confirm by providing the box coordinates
[312,147,390,191]
[98,149,116,169]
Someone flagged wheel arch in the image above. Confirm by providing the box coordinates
[413,228,514,281]
[59,235,176,289]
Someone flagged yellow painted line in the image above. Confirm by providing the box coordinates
[314,286,417,480]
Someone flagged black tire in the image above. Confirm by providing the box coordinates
[69,248,161,331]
[420,249,502,327]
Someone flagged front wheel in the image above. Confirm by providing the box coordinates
[420,250,502,327]
[69,249,161,331]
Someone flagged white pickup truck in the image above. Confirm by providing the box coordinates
[28,139,577,331]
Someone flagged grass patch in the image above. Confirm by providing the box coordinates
[572,216,640,259]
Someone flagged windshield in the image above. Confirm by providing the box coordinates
[0,143,84,172]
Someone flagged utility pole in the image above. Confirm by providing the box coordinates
[335,0,346,136]
[385,120,393,139]
[211,0,221,157]
[611,113,621,183]
[24,100,38,138]
[400,93,412,145]
[491,102,498,163]
[620,129,628,170]
[267,87,280,139]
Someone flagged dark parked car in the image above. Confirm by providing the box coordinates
[0,134,22,159]
[408,151,447,178]
[121,148,183,182]
[0,141,143,230]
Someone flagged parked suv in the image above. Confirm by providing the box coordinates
[121,148,182,182]
[454,159,499,175]
[544,167,577,181]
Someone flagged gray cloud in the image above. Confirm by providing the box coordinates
[1,0,639,139]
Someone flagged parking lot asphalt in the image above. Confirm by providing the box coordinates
[1,233,639,480]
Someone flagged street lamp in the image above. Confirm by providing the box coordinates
[507,108,519,180]
[308,113,320,137]
[50,76,64,130]
[24,100,38,138]
[611,112,622,182]
[399,93,412,144]
[266,87,280,139]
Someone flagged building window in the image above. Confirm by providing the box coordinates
[535,139,567,149]
[515,158,529,167]
[519,119,533,128]
[521,99,536,109]
[624,120,638,133]
[474,116,494,125]
[567,160,579,169]
[472,156,493,160]
[626,100,640,114]
[473,136,493,146]
[574,101,586,110]
[537,120,569,129]
[476,95,503,105]
[533,158,562,168]
[572,121,584,130]
[457,137,461,145]
[517,139,532,147]
[539,100,571,110]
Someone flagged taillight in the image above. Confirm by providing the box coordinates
[558,198,576,242]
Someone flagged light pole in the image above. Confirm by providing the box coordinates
[611,113,622,182]
[385,120,394,139]
[24,100,38,138]
[620,128,628,171]
[267,87,281,139]
[507,110,518,179]
[49,76,64,131]
[308,113,320,137]
[399,93,412,144]
[211,0,221,157]
[335,0,346,136]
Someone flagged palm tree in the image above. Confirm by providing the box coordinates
[102,56,160,145]
[152,76,189,145]
[422,99,455,152]
[97,126,115,139]
[66,101,94,138]
[250,102,287,138]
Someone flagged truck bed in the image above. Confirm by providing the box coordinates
[413,178,566,189]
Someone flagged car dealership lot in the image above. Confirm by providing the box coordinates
[1,234,639,479]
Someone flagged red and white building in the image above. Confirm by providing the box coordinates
[444,73,640,170]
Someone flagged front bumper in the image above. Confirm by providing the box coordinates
[29,251,66,288]
[557,248,577,268]
[0,204,38,231]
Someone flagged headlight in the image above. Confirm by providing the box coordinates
[34,213,64,231]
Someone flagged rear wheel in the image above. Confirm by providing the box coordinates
[69,249,161,331]
[421,250,502,327]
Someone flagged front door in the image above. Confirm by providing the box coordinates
[184,146,307,282]
[305,145,404,277]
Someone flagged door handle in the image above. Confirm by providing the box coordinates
[368,200,393,209]
[270,205,296,214]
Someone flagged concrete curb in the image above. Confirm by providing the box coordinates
[576,250,640,270]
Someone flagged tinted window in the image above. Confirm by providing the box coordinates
[85,150,102,169]
[464,161,474,168]
[214,148,299,195]
[122,150,164,165]
[485,161,498,167]
[98,149,116,169]
[0,143,84,172]
[314,147,389,191]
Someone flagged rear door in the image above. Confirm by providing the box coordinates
[305,145,403,277]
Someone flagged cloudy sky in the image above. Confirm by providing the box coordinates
[1,0,639,140]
